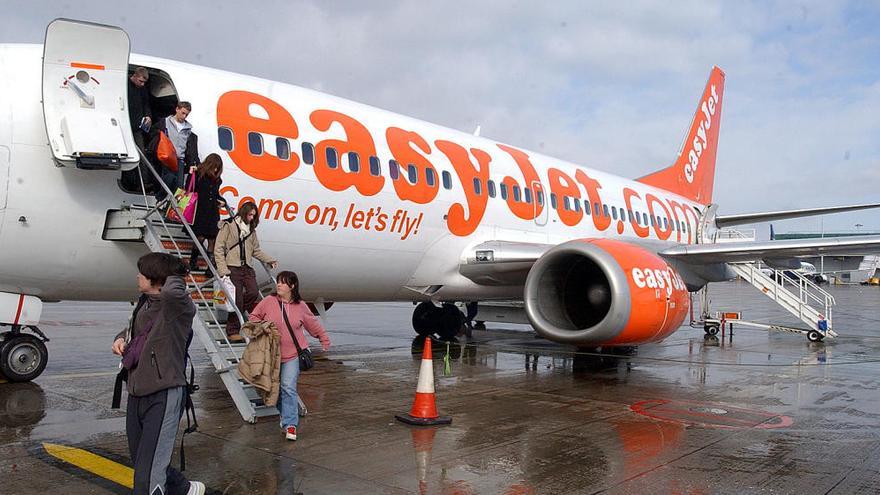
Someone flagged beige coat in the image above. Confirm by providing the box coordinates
[214,220,277,277]
[237,320,281,407]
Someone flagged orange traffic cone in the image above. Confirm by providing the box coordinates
[396,338,452,425]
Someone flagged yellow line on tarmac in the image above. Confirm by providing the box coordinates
[43,442,133,489]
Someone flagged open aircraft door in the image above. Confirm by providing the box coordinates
[42,19,139,171]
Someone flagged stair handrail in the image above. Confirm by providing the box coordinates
[132,150,247,334]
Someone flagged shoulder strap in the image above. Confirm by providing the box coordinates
[228,222,255,253]
[278,299,305,354]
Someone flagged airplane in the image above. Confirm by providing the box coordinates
[1,18,880,382]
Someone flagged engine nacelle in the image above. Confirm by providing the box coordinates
[523,239,690,346]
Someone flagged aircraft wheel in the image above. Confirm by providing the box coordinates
[436,304,463,341]
[807,330,824,343]
[0,333,48,382]
[704,324,720,336]
[473,321,486,331]
[412,302,441,337]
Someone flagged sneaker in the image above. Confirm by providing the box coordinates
[286,425,297,441]
[186,481,206,495]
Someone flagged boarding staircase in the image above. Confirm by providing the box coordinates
[104,153,297,423]
[707,228,836,338]
[729,262,835,335]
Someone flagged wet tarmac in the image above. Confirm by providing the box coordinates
[2,280,880,494]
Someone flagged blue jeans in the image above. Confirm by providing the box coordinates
[278,358,300,428]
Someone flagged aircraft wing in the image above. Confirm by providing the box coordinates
[660,235,880,264]
[715,202,880,227]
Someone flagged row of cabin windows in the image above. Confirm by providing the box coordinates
[219,128,690,233]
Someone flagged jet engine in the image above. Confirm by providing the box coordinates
[523,239,690,346]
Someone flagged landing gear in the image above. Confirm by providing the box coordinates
[411,302,463,341]
[704,323,720,336]
[0,327,49,382]
[807,330,824,343]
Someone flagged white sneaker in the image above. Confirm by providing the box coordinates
[285,425,297,441]
[186,481,206,495]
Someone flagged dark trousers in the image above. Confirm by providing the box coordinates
[226,265,259,336]
[127,387,191,495]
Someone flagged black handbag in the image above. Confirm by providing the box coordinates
[279,300,315,371]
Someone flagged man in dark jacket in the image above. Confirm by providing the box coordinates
[128,67,152,150]
[112,253,205,495]
[122,67,155,193]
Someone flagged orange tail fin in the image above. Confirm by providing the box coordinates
[636,67,725,205]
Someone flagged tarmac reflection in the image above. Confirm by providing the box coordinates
[0,381,46,428]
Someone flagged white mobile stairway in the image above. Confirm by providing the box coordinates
[104,154,301,423]
[726,262,836,342]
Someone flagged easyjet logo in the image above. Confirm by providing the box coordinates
[631,267,686,294]
[216,90,701,241]
[684,84,718,183]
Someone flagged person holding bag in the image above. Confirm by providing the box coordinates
[248,271,330,441]
[187,154,224,271]
[214,202,277,342]
[148,101,199,199]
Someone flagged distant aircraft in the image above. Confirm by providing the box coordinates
[1,19,879,380]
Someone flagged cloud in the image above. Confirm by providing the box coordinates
[1,0,878,233]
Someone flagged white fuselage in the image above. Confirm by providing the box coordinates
[0,44,702,303]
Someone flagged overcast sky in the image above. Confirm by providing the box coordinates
[2,1,878,236]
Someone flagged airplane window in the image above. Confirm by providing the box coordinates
[594,202,600,215]
[369,156,381,176]
[627,209,633,222]
[487,180,496,198]
[651,215,656,227]
[611,206,618,220]
[573,199,581,212]
[408,164,418,184]
[442,171,452,189]
[348,152,360,172]
[537,191,544,206]
[275,138,290,160]
[426,168,436,187]
[218,127,233,151]
[473,178,482,196]
[301,142,315,165]
[513,185,521,202]
[550,193,558,209]
[500,183,508,200]
[389,159,400,180]
[247,132,263,156]
[326,147,338,169]
[563,196,571,211]
[584,200,591,215]
[663,217,668,229]
[603,204,609,217]
[524,187,533,204]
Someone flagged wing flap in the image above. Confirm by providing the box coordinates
[715,202,880,228]
[661,235,880,264]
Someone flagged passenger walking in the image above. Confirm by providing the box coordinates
[127,67,152,150]
[187,153,225,272]
[149,101,199,197]
[214,202,277,342]
[110,253,205,495]
[248,271,330,441]
[122,67,155,193]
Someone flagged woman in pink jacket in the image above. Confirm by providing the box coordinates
[249,271,330,441]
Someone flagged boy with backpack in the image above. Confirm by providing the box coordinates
[111,253,205,495]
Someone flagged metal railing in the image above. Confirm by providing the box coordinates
[132,151,248,354]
